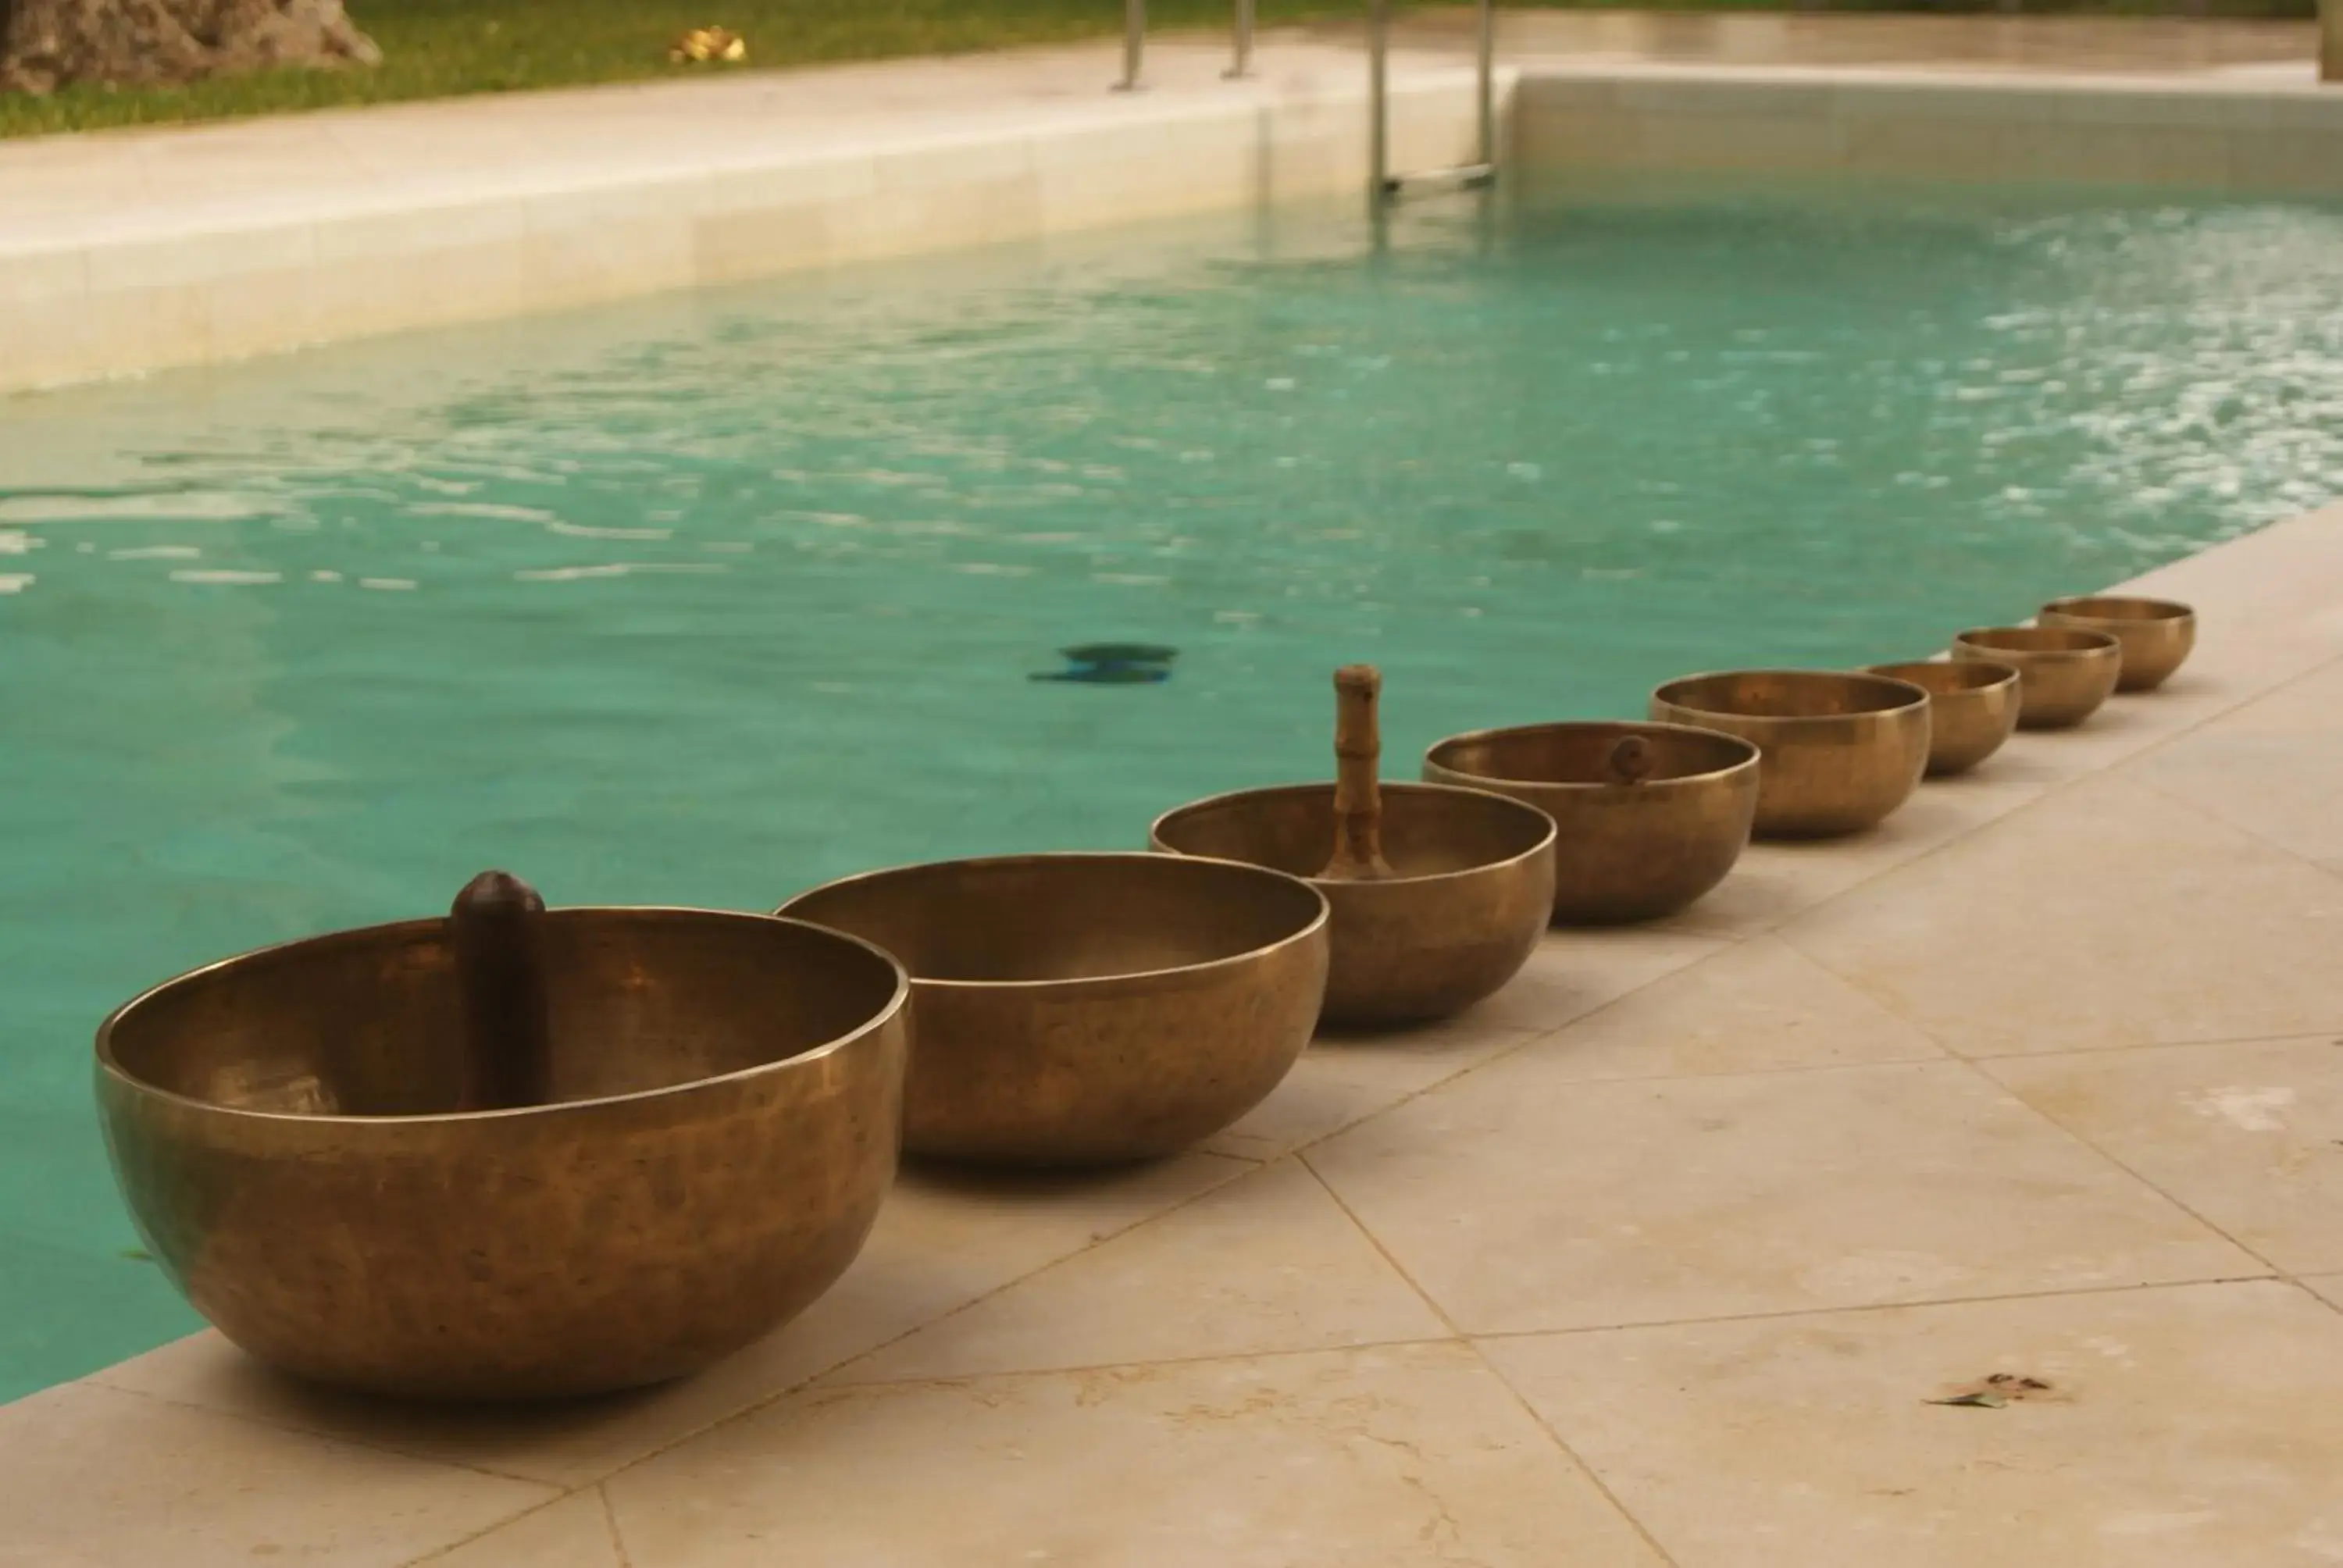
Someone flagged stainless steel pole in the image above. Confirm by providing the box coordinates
[1368,0,1391,199]
[1227,0,1255,78]
[1475,0,1496,167]
[1115,0,1145,91]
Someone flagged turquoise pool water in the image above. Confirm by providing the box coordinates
[2,182,2339,1400]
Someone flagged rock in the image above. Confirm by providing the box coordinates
[1,0,380,95]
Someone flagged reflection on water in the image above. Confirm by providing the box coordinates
[0,183,2338,1396]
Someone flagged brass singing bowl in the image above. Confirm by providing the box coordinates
[1422,721,1760,924]
[1864,659,2021,778]
[95,909,909,1403]
[2038,596,2196,693]
[1952,626,2122,729]
[1148,782,1556,1028]
[779,853,1328,1167]
[1651,670,1931,839]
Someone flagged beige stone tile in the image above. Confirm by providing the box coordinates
[206,263,319,362]
[1509,105,1635,168]
[93,1153,1250,1486]
[873,131,1035,193]
[1841,116,2024,180]
[832,1159,1446,1384]
[1632,110,1846,173]
[91,281,214,380]
[2234,129,2343,196]
[1985,1037,2343,1275]
[2053,84,2270,128]
[683,150,877,216]
[1782,777,2343,1056]
[1482,1281,2343,1568]
[1536,935,1945,1082]
[1205,927,1728,1159]
[0,293,103,390]
[2111,504,2343,659]
[303,239,532,345]
[421,1491,625,1568]
[2119,659,2343,871]
[1309,1058,2257,1335]
[692,202,832,287]
[2121,123,2242,189]
[0,245,87,307]
[0,1381,552,1568]
[1657,777,2042,939]
[1035,111,1256,233]
[520,187,697,312]
[608,1342,1667,1568]
[1831,80,2054,124]
[2260,94,2343,134]
[2308,1276,2343,1312]
[83,219,315,291]
[1202,1017,1542,1162]
[1472,923,1735,1033]
[1621,77,1835,118]
[308,198,530,263]
[1970,681,2245,787]
[827,173,1046,266]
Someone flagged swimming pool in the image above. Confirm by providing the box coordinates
[2,180,2339,1401]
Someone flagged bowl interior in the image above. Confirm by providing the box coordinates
[1960,626,2118,655]
[1425,722,1755,787]
[1154,783,1551,880]
[2044,596,2192,622]
[1867,660,2016,696]
[100,911,903,1117]
[784,854,1325,985]
[1657,670,1924,720]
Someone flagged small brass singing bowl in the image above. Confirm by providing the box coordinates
[1650,670,1931,839]
[1421,721,1760,924]
[1952,626,2122,729]
[2038,596,2196,693]
[95,910,909,1402]
[1148,782,1556,1028]
[779,853,1328,1167]
[1864,659,2020,778]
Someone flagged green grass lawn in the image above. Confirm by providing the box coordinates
[0,0,2316,139]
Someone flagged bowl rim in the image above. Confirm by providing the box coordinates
[778,850,1332,993]
[1652,668,1931,722]
[2040,595,2196,623]
[1954,625,2123,657]
[1863,657,2021,695]
[1147,779,1558,888]
[1421,718,1761,790]
[94,907,911,1127]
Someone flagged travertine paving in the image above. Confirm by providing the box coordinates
[2,501,2336,1564]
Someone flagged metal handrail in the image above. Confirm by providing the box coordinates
[1474,0,1496,167]
[1371,0,1497,200]
[1114,0,1256,91]
[1114,0,1145,91]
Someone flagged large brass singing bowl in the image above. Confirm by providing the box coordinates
[2038,596,2197,693]
[1865,659,2021,778]
[1149,782,1556,1028]
[1422,721,1760,924]
[1952,626,2123,729]
[779,853,1328,1167]
[95,909,909,1403]
[1651,670,1931,839]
